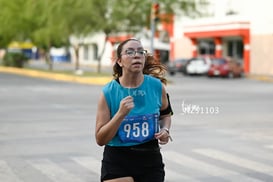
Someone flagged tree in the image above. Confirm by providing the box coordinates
[30,0,98,70]
[87,0,209,73]
[30,0,68,70]
[61,0,98,71]
[0,0,98,70]
[0,0,209,71]
[0,0,37,47]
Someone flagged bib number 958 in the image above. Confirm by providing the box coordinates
[123,122,149,138]
[118,114,158,143]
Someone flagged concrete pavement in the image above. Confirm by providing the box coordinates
[1,71,273,182]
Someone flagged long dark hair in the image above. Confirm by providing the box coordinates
[112,38,167,85]
[113,38,138,78]
[143,53,167,85]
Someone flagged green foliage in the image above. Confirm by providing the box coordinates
[159,0,210,18]
[2,51,29,68]
[0,0,209,71]
[0,0,209,48]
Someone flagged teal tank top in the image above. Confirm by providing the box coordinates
[102,75,162,146]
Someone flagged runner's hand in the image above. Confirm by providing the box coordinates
[118,96,134,116]
[155,129,170,145]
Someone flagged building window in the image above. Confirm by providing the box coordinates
[159,50,169,64]
[227,40,243,59]
[83,45,89,61]
[92,44,98,60]
[198,40,215,55]
[159,30,170,43]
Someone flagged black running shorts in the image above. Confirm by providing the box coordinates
[101,139,165,182]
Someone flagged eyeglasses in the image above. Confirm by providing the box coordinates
[123,49,147,57]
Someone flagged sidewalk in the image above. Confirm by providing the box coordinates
[1,60,273,84]
[246,74,273,83]
[0,60,113,85]
[26,60,113,73]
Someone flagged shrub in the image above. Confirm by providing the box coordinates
[2,51,28,68]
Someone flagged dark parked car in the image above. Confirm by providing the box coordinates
[167,58,189,75]
[207,58,244,78]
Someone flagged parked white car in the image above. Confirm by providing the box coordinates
[186,57,211,75]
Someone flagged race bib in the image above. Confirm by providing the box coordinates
[118,113,159,143]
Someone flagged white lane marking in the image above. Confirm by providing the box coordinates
[194,148,273,174]
[72,156,198,181]
[0,160,23,182]
[29,159,84,182]
[163,150,263,182]
[165,168,201,181]
[265,145,273,149]
[71,156,101,175]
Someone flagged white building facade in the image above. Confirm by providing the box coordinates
[69,31,170,68]
[70,0,273,76]
[173,0,273,75]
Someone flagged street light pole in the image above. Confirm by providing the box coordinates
[150,0,156,54]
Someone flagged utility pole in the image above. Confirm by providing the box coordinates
[150,1,160,54]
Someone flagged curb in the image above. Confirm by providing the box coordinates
[0,66,112,85]
[246,74,273,83]
[1,66,273,84]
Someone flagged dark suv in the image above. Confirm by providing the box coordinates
[167,58,189,76]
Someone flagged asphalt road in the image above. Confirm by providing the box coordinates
[1,72,273,182]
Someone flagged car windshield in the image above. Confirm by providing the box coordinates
[211,58,226,65]
[190,58,205,64]
[175,59,188,63]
